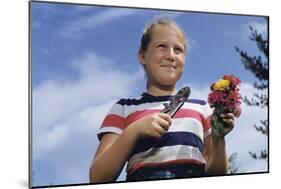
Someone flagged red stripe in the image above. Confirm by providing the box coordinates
[125,108,207,128]
[101,114,125,130]
[128,159,205,175]
[204,116,212,131]
[101,109,211,132]
[125,109,160,126]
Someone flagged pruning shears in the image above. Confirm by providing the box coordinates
[160,86,191,118]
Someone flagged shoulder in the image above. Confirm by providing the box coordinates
[185,98,212,116]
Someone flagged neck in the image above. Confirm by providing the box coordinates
[147,83,177,96]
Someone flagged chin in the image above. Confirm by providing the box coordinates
[159,78,179,87]
[161,74,182,84]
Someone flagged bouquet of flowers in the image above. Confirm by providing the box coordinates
[208,74,242,137]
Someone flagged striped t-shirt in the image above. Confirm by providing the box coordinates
[98,92,212,175]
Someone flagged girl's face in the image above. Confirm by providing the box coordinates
[139,25,186,88]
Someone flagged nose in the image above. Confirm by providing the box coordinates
[166,48,175,62]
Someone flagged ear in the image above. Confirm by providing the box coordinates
[138,50,146,66]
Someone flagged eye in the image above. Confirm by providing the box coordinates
[174,46,184,54]
[156,44,166,49]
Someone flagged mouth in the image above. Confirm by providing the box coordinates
[160,64,176,69]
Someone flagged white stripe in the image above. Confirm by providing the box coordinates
[108,103,124,117]
[98,127,123,136]
[181,103,211,118]
[127,145,206,172]
[124,101,168,117]
[202,104,213,118]
[124,100,212,119]
[169,118,204,141]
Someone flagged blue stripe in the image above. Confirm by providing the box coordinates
[129,132,204,158]
[188,99,206,105]
[117,93,206,106]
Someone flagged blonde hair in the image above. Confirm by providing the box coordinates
[139,19,188,53]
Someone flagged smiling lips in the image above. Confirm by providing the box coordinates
[160,64,176,69]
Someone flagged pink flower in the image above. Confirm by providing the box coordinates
[208,74,242,118]
[233,106,242,118]
[225,90,241,111]
[208,90,227,107]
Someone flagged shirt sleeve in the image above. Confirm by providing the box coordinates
[97,101,126,141]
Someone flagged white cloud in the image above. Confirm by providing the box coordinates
[72,5,97,13]
[33,100,119,184]
[33,51,142,160]
[223,20,267,45]
[149,10,184,21]
[249,21,267,35]
[33,125,70,159]
[59,8,137,38]
[242,21,268,40]
[187,84,210,100]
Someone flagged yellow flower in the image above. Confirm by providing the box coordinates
[213,79,230,91]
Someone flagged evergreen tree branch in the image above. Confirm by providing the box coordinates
[249,150,268,160]
[228,153,240,174]
[236,22,269,161]
[235,47,268,81]
[249,26,269,59]
[253,119,268,135]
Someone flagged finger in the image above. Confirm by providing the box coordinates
[153,124,166,136]
[158,113,172,126]
[157,116,171,131]
[158,119,170,131]
[222,118,234,128]
[220,113,234,119]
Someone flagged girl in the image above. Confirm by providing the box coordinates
[89,19,235,182]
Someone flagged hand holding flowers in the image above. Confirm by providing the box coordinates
[208,74,242,137]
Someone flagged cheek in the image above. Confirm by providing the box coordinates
[177,56,185,68]
[149,49,165,61]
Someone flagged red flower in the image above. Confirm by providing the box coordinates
[208,90,227,107]
[225,90,241,111]
[208,74,242,118]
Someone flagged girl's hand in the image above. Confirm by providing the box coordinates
[130,112,172,139]
[218,113,235,136]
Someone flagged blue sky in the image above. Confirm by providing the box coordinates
[31,1,268,187]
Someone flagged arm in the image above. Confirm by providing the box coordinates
[203,113,235,175]
[203,134,228,174]
[89,113,172,183]
[89,126,139,183]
